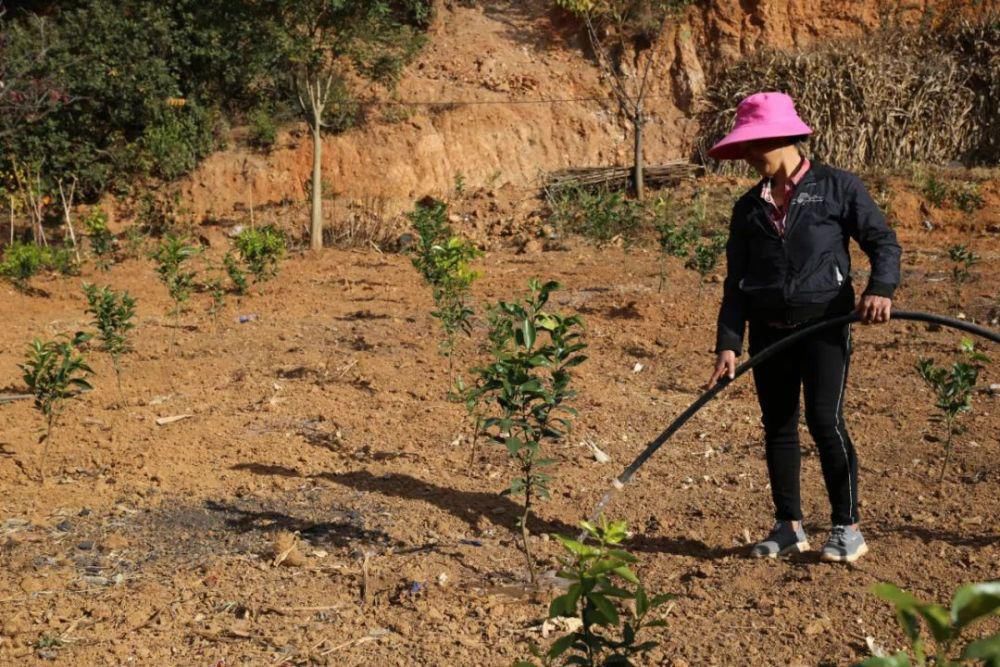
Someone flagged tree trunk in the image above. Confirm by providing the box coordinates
[309,115,324,252]
[633,102,645,201]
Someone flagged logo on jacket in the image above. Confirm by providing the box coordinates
[792,192,824,205]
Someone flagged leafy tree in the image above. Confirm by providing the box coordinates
[268,0,428,250]
[473,280,587,582]
[233,224,286,283]
[553,0,691,199]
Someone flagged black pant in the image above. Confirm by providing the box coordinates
[748,321,858,526]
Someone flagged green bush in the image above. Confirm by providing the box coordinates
[233,225,286,283]
[247,106,278,150]
[83,208,115,270]
[46,244,79,277]
[1,241,48,291]
[548,186,643,244]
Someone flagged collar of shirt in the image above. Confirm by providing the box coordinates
[760,157,811,234]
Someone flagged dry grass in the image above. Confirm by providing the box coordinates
[698,13,999,173]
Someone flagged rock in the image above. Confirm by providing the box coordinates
[76,541,94,551]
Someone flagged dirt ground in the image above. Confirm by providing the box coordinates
[1,176,998,666]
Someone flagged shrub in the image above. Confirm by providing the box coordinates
[1,241,47,291]
[685,233,727,288]
[472,280,586,582]
[247,106,278,150]
[224,251,248,295]
[915,340,989,485]
[233,224,286,283]
[856,582,1000,666]
[518,518,673,667]
[45,244,79,277]
[921,174,950,208]
[19,332,92,482]
[947,244,979,286]
[83,283,136,402]
[547,186,643,244]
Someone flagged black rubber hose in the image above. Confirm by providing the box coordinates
[583,310,999,525]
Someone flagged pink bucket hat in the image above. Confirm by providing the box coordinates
[708,92,812,160]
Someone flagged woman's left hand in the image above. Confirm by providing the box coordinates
[856,295,892,324]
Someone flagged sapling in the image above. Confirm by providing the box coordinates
[916,340,989,485]
[517,518,674,667]
[233,224,286,284]
[685,233,727,292]
[83,208,115,271]
[83,283,136,404]
[947,244,978,307]
[856,582,1000,667]
[653,196,698,292]
[19,332,93,482]
[407,199,481,369]
[151,234,199,330]
[472,279,586,583]
[223,251,248,295]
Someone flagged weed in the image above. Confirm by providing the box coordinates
[950,182,985,214]
[233,224,285,283]
[921,174,949,208]
[83,208,115,270]
[453,172,466,197]
[47,243,79,276]
[652,195,698,292]
[19,332,92,482]
[472,280,586,582]
[151,234,199,328]
[83,283,136,403]
[856,582,1000,666]
[915,340,989,485]
[518,518,673,667]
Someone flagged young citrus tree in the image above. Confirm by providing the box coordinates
[19,332,92,482]
[916,340,989,485]
[83,283,136,403]
[151,234,198,330]
[472,279,586,582]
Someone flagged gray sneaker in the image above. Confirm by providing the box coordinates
[821,525,869,563]
[750,521,810,558]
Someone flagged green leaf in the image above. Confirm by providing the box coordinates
[952,582,1000,630]
[915,603,952,644]
[587,593,619,626]
[962,634,1000,662]
[873,583,921,611]
[612,566,640,585]
[555,535,596,558]
[522,318,536,350]
[546,633,576,659]
[505,436,523,455]
[650,594,675,607]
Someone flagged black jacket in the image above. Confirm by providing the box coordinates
[715,162,901,355]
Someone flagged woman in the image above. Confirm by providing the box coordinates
[705,92,901,563]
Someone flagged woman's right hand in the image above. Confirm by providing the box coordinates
[706,350,737,389]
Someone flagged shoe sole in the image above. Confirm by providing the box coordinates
[820,542,869,563]
[752,540,811,559]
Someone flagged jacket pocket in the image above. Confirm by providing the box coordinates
[787,251,845,305]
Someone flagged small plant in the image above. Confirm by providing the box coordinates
[83,208,115,270]
[517,518,673,667]
[233,224,285,283]
[473,279,586,582]
[19,332,93,482]
[915,340,989,485]
[46,243,80,276]
[950,183,985,214]
[223,251,248,295]
[407,199,481,367]
[206,276,227,322]
[948,244,979,286]
[83,283,136,403]
[921,173,949,208]
[685,233,727,290]
[856,582,1000,667]
[1,240,47,291]
[453,172,466,197]
[653,196,698,292]
[151,234,199,328]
